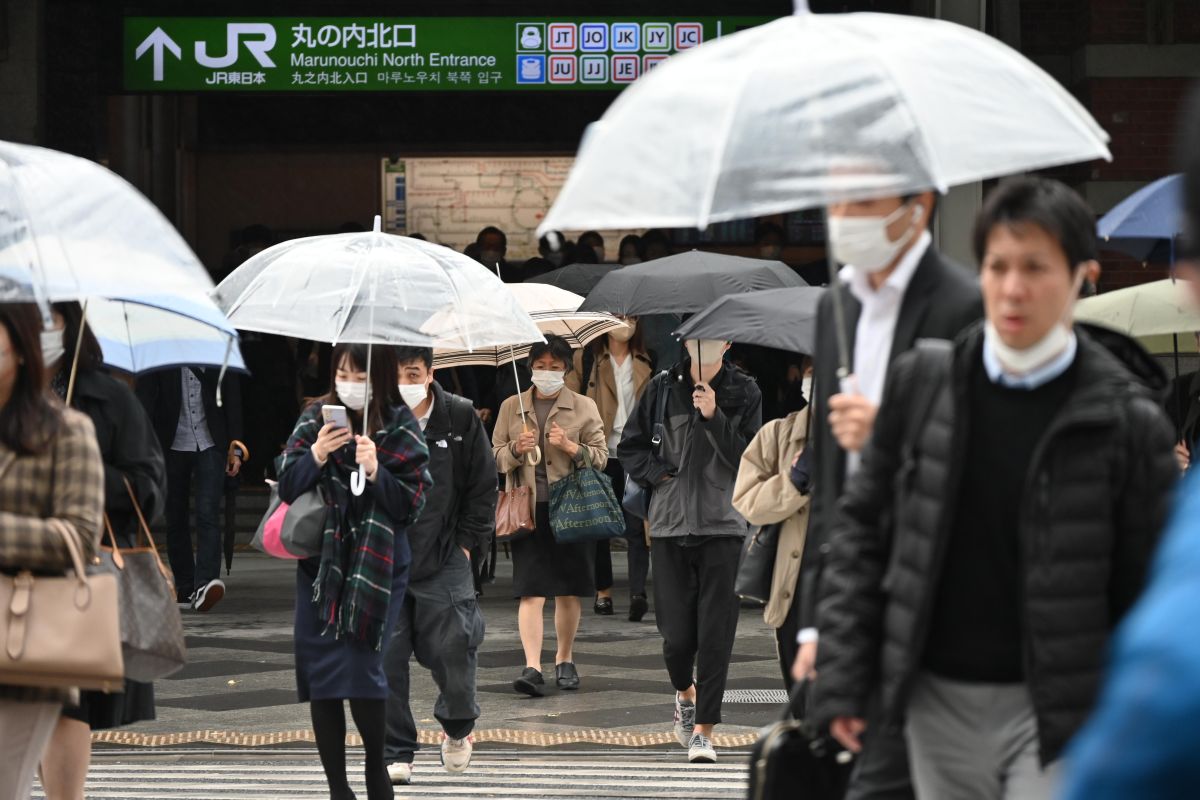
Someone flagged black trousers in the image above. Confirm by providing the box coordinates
[776,585,803,691]
[651,536,742,725]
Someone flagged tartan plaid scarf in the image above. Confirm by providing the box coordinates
[279,402,430,650]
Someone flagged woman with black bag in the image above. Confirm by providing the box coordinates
[566,316,655,621]
[732,379,813,688]
[278,343,431,800]
[38,302,167,800]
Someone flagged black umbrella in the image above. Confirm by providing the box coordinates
[674,287,825,354]
[524,262,618,295]
[579,251,804,316]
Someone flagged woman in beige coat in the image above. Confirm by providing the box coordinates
[493,335,607,697]
[0,303,105,800]
[732,404,811,688]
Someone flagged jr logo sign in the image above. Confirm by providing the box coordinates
[195,23,277,69]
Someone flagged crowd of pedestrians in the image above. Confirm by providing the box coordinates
[3,82,1200,800]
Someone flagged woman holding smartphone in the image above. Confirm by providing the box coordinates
[278,344,431,800]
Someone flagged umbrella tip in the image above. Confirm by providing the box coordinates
[373,215,382,233]
[794,0,811,13]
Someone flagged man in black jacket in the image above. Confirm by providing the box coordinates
[384,347,495,786]
[813,177,1177,799]
[797,189,982,798]
[137,366,243,612]
[619,339,761,764]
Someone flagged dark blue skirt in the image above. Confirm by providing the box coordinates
[294,534,410,702]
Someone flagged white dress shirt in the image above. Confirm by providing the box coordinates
[841,230,932,476]
[416,394,435,432]
[608,352,637,451]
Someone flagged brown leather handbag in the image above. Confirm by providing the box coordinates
[0,518,125,692]
[495,468,535,543]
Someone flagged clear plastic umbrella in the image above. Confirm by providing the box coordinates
[540,1,1111,234]
[85,296,247,375]
[0,140,225,319]
[214,217,543,494]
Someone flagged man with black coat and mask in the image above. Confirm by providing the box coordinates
[795,188,981,799]
[619,338,761,765]
[383,347,495,786]
[813,177,1177,799]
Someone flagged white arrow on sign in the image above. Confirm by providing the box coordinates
[135,27,182,82]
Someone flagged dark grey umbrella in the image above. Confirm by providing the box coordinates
[524,262,618,295]
[673,287,825,354]
[579,251,804,315]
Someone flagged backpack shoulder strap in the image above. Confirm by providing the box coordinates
[445,393,478,493]
[582,347,597,396]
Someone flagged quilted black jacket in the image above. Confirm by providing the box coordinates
[812,323,1177,765]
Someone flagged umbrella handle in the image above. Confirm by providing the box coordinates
[351,464,367,497]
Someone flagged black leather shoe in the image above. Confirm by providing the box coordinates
[629,594,649,622]
[594,596,615,616]
[555,662,580,690]
[513,667,545,697]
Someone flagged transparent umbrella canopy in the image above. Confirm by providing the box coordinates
[540,1,1111,234]
[214,218,544,495]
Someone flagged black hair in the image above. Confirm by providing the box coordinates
[239,224,274,248]
[394,346,433,370]
[475,226,507,248]
[754,221,785,244]
[528,333,574,373]
[52,301,103,374]
[319,343,401,433]
[0,303,62,454]
[618,234,644,260]
[407,232,428,241]
[973,177,1097,271]
[641,229,671,250]
[578,231,604,248]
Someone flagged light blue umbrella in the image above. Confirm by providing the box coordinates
[84,296,246,375]
[1098,174,1183,261]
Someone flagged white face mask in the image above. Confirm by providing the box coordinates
[336,380,367,411]
[684,339,726,365]
[398,382,429,409]
[828,202,922,273]
[531,370,565,396]
[801,375,813,400]
[40,328,65,368]
[985,268,1084,376]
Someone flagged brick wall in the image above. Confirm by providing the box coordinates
[1083,77,1194,180]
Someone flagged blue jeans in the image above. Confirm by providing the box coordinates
[165,447,225,596]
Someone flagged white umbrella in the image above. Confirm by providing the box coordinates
[1074,279,1200,338]
[215,217,543,494]
[0,141,225,321]
[540,1,1111,233]
[434,283,628,368]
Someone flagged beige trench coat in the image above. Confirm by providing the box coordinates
[732,408,811,629]
[492,386,608,506]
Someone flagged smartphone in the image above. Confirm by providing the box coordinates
[321,404,351,431]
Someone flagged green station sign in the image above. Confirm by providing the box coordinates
[123,16,773,92]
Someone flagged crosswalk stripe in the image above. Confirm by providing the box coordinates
[34,756,751,799]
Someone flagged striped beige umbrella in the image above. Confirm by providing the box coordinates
[434,283,629,368]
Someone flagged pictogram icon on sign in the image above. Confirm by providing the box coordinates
[611,54,639,83]
[549,55,578,83]
[580,23,609,52]
[517,54,546,83]
[580,55,608,83]
[643,54,669,73]
[548,23,577,52]
[642,23,671,52]
[517,23,545,51]
[674,23,702,50]
[611,23,640,52]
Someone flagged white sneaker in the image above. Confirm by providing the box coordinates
[688,732,717,763]
[441,734,474,774]
[673,694,696,748]
[387,762,413,785]
[192,579,225,613]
